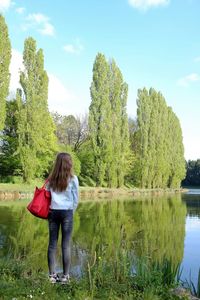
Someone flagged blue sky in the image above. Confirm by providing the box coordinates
[0,0,200,160]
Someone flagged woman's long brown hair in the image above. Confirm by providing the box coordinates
[49,153,73,192]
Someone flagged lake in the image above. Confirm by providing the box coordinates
[0,190,200,288]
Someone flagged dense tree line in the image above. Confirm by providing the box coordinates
[0,15,186,187]
[182,160,200,186]
[133,88,186,188]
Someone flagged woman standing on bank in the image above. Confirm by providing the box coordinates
[47,152,79,283]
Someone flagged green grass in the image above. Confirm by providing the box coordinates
[0,255,190,300]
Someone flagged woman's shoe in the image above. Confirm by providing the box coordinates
[49,273,59,284]
[60,274,70,284]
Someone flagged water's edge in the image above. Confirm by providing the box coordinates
[0,187,188,200]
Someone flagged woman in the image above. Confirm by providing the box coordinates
[47,152,79,284]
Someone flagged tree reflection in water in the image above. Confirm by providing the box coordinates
[0,194,186,275]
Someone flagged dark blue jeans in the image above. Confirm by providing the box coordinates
[48,209,73,275]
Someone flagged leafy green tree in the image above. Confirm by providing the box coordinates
[0,100,21,177]
[135,88,151,187]
[106,60,122,187]
[154,92,170,188]
[119,82,130,186]
[77,140,96,186]
[126,118,139,186]
[0,15,11,131]
[89,53,112,186]
[134,88,185,188]
[128,117,138,150]
[89,54,130,187]
[107,60,130,187]
[182,159,200,186]
[167,108,186,188]
[17,38,57,182]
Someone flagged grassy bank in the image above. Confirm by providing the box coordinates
[0,182,187,201]
[0,256,191,300]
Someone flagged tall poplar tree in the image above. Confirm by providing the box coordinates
[135,88,152,187]
[135,88,185,188]
[89,54,130,187]
[108,60,130,187]
[0,15,11,131]
[17,37,57,182]
[89,53,112,186]
[107,60,123,187]
[167,108,186,188]
[119,81,130,186]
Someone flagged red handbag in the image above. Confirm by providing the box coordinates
[27,180,51,219]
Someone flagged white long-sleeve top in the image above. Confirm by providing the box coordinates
[48,175,79,212]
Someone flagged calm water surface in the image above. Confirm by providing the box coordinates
[0,190,200,286]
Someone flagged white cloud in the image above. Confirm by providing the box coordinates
[48,74,79,115]
[63,39,84,55]
[0,0,12,11]
[16,6,25,14]
[9,49,80,115]
[128,0,170,10]
[24,13,55,36]
[39,23,55,36]
[177,73,200,87]
[26,13,48,24]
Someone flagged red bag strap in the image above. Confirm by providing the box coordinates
[42,179,49,189]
